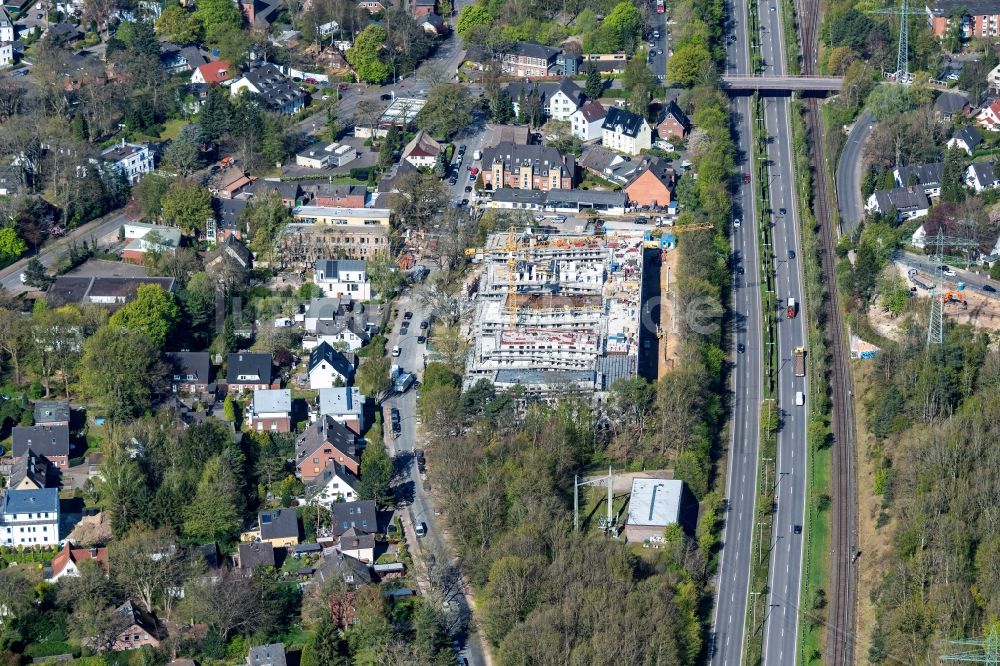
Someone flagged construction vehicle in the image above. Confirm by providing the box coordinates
[794,347,806,377]
[787,297,798,319]
[943,283,967,308]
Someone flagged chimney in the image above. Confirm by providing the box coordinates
[90,548,98,557]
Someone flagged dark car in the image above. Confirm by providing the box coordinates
[417,334,426,343]
[400,323,409,335]
[737,343,745,354]
[464,185,472,192]
[390,408,401,424]
[420,320,429,330]
[415,449,425,462]
[788,250,795,259]
[460,199,469,206]
[984,284,997,293]
[380,93,392,101]
[738,266,745,275]
[403,311,413,320]
[792,524,802,535]
[779,207,787,215]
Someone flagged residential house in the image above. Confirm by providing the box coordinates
[487,188,627,215]
[226,353,277,393]
[295,142,357,169]
[602,107,652,156]
[213,197,248,240]
[484,123,531,147]
[100,141,154,185]
[506,78,585,122]
[13,425,70,468]
[928,0,1000,37]
[330,500,377,537]
[191,60,234,85]
[111,600,161,651]
[358,0,385,12]
[246,179,303,206]
[240,0,281,28]
[48,542,108,582]
[935,91,972,121]
[120,222,181,264]
[295,415,361,480]
[46,276,176,310]
[0,8,13,43]
[481,143,575,191]
[164,352,211,394]
[990,62,1000,91]
[307,342,354,388]
[318,387,367,434]
[624,478,685,543]
[0,165,21,196]
[656,100,691,141]
[248,644,287,666]
[865,186,930,221]
[0,488,60,547]
[34,400,70,427]
[411,0,434,16]
[45,22,82,46]
[893,162,944,198]
[248,389,292,433]
[420,12,446,35]
[307,461,359,507]
[978,98,1000,131]
[966,160,1000,192]
[206,235,252,275]
[305,315,371,352]
[258,508,299,547]
[314,552,372,588]
[160,45,207,75]
[230,64,307,115]
[0,42,12,68]
[948,126,984,155]
[500,41,560,78]
[304,297,352,332]
[624,156,676,208]
[338,528,375,562]
[8,455,48,490]
[558,51,582,75]
[237,541,276,573]
[211,167,254,199]
[314,259,371,299]
[308,183,367,207]
[571,100,607,142]
[400,130,442,168]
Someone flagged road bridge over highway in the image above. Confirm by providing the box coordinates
[721,75,844,92]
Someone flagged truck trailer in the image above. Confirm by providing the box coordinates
[787,297,798,319]
[793,347,806,377]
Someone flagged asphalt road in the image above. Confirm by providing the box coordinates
[834,111,874,236]
[380,290,487,666]
[710,0,763,661]
[649,9,669,81]
[898,252,1000,298]
[0,210,132,295]
[756,0,809,662]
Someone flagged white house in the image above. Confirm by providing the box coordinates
[571,100,607,142]
[305,318,370,352]
[317,387,366,434]
[893,163,944,198]
[966,161,1000,192]
[121,222,181,263]
[295,143,357,169]
[911,224,928,249]
[507,78,585,122]
[47,543,108,582]
[308,463,359,508]
[99,141,154,184]
[601,107,652,156]
[978,99,1000,131]
[865,186,930,221]
[1,489,60,547]
[0,8,14,43]
[247,389,292,433]
[314,259,370,299]
[337,528,375,563]
[400,130,441,169]
[318,19,339,35]
[948,126,984,155]
[0,43,13,68]
[307,342,353,389]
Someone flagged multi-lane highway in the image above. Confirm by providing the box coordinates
[756,0,809,661]
[710,0,763,661]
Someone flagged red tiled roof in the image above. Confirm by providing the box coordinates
[50,542,108,578]
[197,60,234,85]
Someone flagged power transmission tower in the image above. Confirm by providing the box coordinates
[870,0,925,81]
[574,467,615,534]
[924,229,981,346]
[940,626,1000,665]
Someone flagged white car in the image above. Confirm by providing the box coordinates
[18,272,27,284]
[942,267,957,277]
[733,218,741,228]
[391,345,401,357]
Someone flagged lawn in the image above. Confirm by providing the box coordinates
[799,436,832,665]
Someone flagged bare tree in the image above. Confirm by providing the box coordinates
[109,525,187,614]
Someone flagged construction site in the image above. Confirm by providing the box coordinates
[463,230,649,397]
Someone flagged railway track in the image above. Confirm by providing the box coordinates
[795,0,858,663]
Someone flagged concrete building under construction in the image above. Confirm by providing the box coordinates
[465,232,645,396]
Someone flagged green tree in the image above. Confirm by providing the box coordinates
[347,26,390,83]
[179,271,217,346]
[162,179,214,235]
[940,147,967,204]
[593,1,642,53]
[457,3,492,38]
[99,449,148,536]
[309,614,348,665]
[359,442,393,508]
[0,226,28,266]
[163,125,205,177]
[21,257,52,289]
[193,0,244,43]
[417,84,473,140]
[622,54,656,116]
[109,284,180,348]
[79,326,167,420]
[183,454,242,545]
[156,4,203,44]
[134,172,175,221]
[584,63,603,99]
[199,85,232,142]
[242,191,292,266]
[491,92,515,124]
[667,42,712,87]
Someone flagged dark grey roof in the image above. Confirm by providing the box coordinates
[315,259,366,279]
[579,146,624,173]
[2,488,59,515]
[935,91,970,115]
[953,125,983,148]
[216,197,249,231]
[33,400,70,425]
[248,643,287,666]
[12,425,70,459]
[238,541,276,570]
[10,455,48,489]
[166,352,211,385]
[480,142,574,179]
[928,0,1000,16]
[295,416,359,464]
[239,64,306,112]
[221,235,252,267]
[314,552,372,588]
[491,188,548,205]
[504,78,584,109]
[662,100,691,131]
[46,276,176,309]
[339,528,376,552]
[310,461,359,494]
[602,107,648,138]
[114,600,158,636]
[307,342,354,380]
[507,40,559,61]
[308,183,367,200]
[546,188,627,207]
[258,507,299,541]
[227,353,273,385]
[872,186,930,212]
[330,500,377,537]
[626,156,675,189]
[248,179,301,200]
[968,160,996,184]
[895,163,943,188]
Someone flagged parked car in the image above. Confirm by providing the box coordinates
[420,320,429,330]
[391,345,401,357]
[415,522,427,538]
[403,311,413,320]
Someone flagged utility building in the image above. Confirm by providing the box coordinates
[624,478,685,544]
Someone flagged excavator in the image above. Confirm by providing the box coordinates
[942,282,968,309]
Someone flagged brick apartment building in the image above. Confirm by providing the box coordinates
[481,142,575,191]
[501,41,560,78]
[928,0,1000,37]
